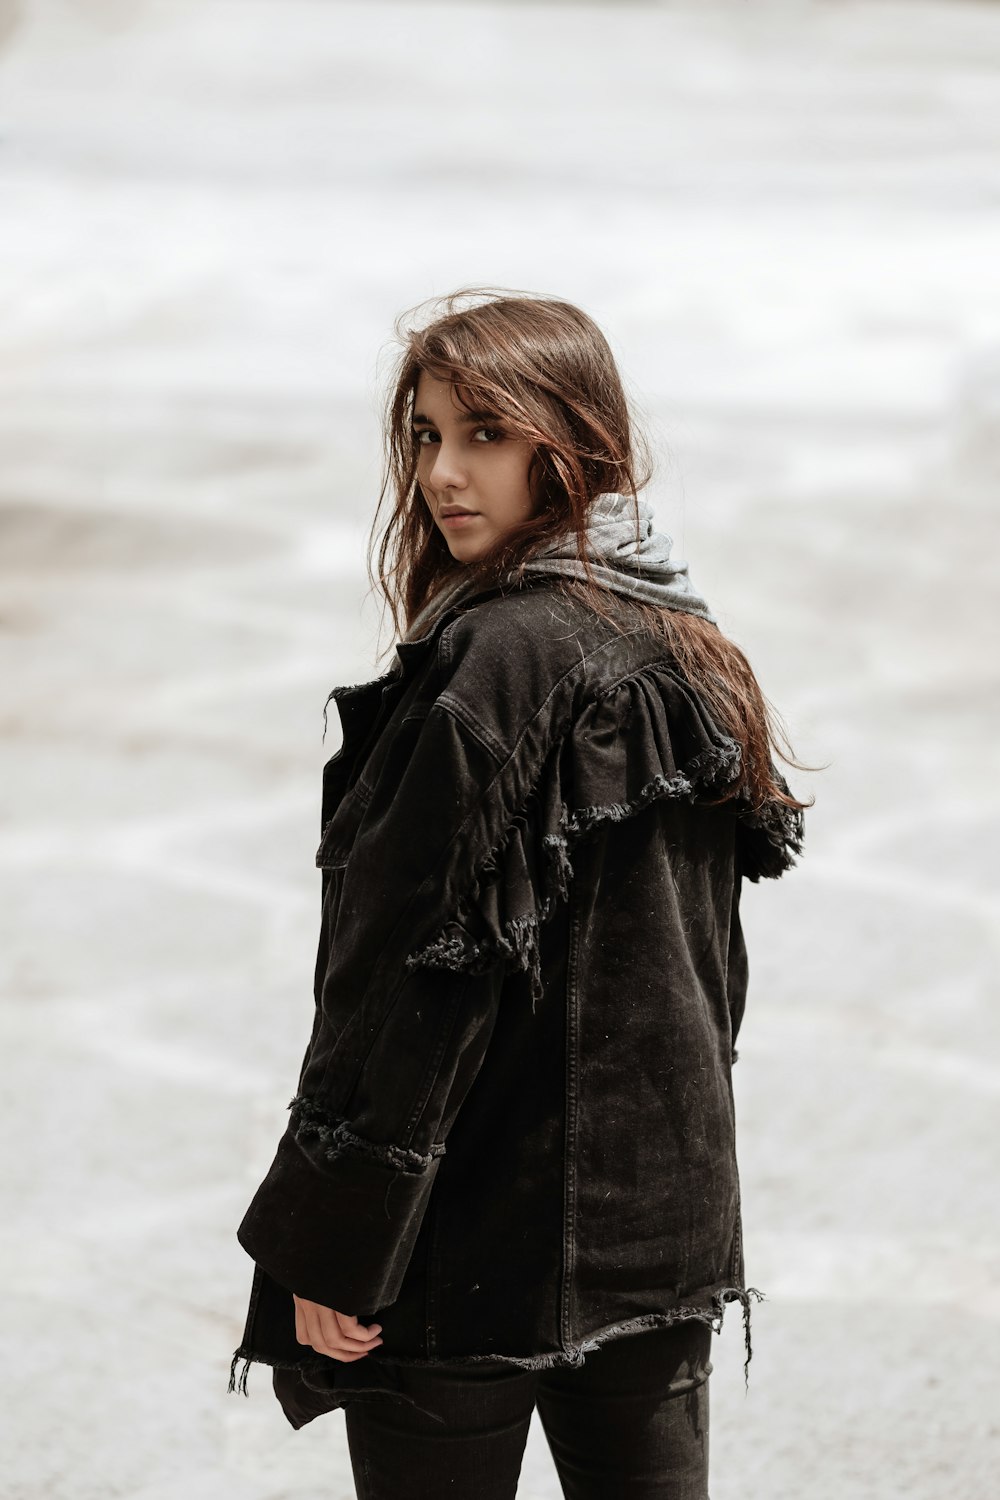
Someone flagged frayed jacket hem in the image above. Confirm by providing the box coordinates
[227,1284,765,1431]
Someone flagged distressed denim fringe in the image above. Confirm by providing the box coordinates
[404,724,801,1011]
[228,1286,765,1400]
[285,1092,445,1174]
[228,1346,329,1398]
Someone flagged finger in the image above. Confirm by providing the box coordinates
[293,1296,307,1346]
[311,1336,377,1362]
[318,1304,342,1348]
[303,1305,330,1352]
[295,1300,383,1361]
[302,1306,366,1361]
[336,1310,383,1345]
[324,1307,382,1352]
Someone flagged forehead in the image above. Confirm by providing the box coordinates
[413,378,458,414]
[412,372,482,418]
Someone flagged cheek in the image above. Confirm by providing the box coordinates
[491,447,535,499]
[415,450,438,492]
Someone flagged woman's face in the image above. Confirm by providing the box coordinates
[413,372,541,563]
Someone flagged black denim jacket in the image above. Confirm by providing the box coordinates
[228,577,804,1429]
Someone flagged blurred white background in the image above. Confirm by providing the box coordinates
[1,1,998,1496]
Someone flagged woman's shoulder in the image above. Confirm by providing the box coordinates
[435,581,671,732]
[440,577,621,653]
[430,584,739,822]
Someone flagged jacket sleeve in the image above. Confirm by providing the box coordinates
[236,687,526,1316]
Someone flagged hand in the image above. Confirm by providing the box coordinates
[293,1294,384,1362]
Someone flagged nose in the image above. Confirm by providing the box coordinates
[426,437,467,493]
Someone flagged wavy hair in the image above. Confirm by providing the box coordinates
[366,285,816,818]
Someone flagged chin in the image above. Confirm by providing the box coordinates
[446,537,488,564]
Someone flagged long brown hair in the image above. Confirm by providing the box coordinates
[367,285,816,819]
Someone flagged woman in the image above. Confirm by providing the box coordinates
[228,287,812,1498]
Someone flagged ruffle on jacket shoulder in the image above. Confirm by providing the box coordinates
[404,658,804,1010]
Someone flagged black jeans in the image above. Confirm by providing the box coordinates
[344,1319,713,1499]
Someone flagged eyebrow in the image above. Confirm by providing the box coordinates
[411,410,501,426]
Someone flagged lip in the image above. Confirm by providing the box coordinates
[440,510,479,526]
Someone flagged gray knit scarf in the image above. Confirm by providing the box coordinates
[402,490,716,644]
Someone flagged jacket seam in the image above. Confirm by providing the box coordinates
[310,965,412,1113]
[433,623,656,770]
[591,654,686,702]
[415,982,473,1362]
[291,973,461,1172]
[286,1100,445,1175]
[400,977,468,1150]
[425,1177,443,1357]
[560,884,582,1350]
[435,691,507,763]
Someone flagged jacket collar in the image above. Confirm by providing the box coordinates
[322,578,556,751]
[392,576,553,665]
[332,577,555,705]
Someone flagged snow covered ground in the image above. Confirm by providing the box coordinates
[1,2,998,1495]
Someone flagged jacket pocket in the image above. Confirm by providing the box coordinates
[315,780,372,870]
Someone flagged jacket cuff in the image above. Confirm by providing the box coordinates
[236,1123,441,1315]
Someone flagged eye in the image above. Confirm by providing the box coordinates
[412,428,437,446]
[472,427,503,443]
